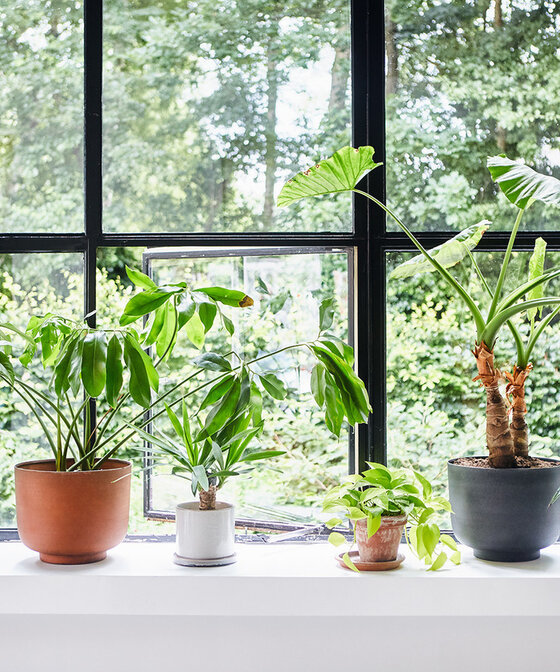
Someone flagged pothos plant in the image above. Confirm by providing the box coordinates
[279,147,560,468]
[323,463,460,571]
[0,267,371,511]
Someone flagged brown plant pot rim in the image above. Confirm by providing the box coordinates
[15,458,131,473]
[355,514,407,528]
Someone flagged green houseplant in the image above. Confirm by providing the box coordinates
[323,463,459,571]
[125,292,372,565]
[279,146,560,562]
[0,267,371,564]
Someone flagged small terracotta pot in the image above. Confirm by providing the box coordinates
[355,514,407,563]
[15,459,131,565]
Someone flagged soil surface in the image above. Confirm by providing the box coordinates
[454,456,560,469]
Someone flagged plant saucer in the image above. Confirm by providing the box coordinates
[173,552,237,567]
[336,550,405,572]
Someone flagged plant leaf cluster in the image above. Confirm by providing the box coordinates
[323,463,460,571]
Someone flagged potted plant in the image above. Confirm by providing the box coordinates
[0,271,257,563]
[127,298,372,566]
[323,463,459,571]
[0,267,371,564]
[279,146,560,562]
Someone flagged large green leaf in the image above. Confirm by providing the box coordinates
[81,332,107,398]
[106,335,124,407]
[120,289,176,324]
[123,335,151,407]
[527,237,547,322]
[277,146,381,207]
[193,287,253,308]
[0,351,14,385]
[125,266,157,290]
[487,155,560,209]
[390,222,489,280]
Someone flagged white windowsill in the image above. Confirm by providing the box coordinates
[1,541,559,617]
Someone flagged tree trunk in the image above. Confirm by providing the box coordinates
[494,0,503,28]
[262,42,278,229]
[473,343,516,467]
[328,28,350,114]
[505,364,532,458]
[496,124,507,153]
[199,485,217,510]
[385,10,399,96]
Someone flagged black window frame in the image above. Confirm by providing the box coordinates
[2,0,557,538]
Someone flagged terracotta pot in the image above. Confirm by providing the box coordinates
[15,459,131,565]
[355,514,407,563]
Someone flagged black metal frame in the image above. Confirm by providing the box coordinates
[3,0,559,537]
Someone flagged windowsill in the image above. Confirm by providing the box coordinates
[1,541,560,617]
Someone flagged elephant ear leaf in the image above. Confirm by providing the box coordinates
[277,146,381,207]
[390,222,489,280]
[487,155,560,210]
[527,237,547,322]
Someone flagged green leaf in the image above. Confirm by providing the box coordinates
[319,297,335,331]
[196,379,241,441]
[125,266,157,290]
[367,514,381,538]
[241,449,285,462]
[310,364,327,407]
[450,551,461,565]
[221,314,235,335]
[194,287,254,308]
[192,465,209,493]
[198,302,217,332]
[121,289,175,323]
[127,336,159,392]
[256,277,270,295]
[200,375,236,410]
[413,470,432,499]
[277,146,381,207]
[342,552,359,572]
[194,352,232,372]
[488,155,560,210]
[428,552,448,571]
[390,222,489,280]
[0,351,14,385]
[440,534,458,552]
[165,403,185,444]
[54,335,78,397]
[185,312,205,349]
[106,335,124,407]
[81,332,107,398]
[250,381,263,426]
[527,237,547,321]
[177,300,196,331]
[259,373,287,400]
[420,523,440,558]
[123,335,151,407]
[325,517,343,529]
[328,531,347,547]
[144,306,165,346]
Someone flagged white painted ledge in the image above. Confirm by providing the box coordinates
[1,541,560,617]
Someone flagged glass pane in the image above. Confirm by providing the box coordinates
[0,253,83,526]
[385,1,560,232]
[144,249,351,524]
[386,250,560,525]
[103,1,351,233]
[0,2,83,233]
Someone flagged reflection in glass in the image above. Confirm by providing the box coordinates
[0,2,83,233]
[145,249,351,524]
[103,1,351,233]
[385,0,560,232]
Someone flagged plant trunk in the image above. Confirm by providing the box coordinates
[385,10,399,96]
[199,485,216,511]
[472,343,516,468]
[505,364,532,458]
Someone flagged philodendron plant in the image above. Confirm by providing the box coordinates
[323,463,460,571]
[0,267,371,509]
[279,147,560,468]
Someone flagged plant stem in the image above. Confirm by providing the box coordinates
[487,208,524,321]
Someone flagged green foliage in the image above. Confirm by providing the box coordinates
[323,464,459,570]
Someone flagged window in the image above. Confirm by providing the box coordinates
[1,0,558,536]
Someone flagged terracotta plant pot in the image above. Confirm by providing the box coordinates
[355,514,407,563]
[15,459,131,565]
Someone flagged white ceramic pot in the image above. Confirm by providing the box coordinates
[174,501,236,566]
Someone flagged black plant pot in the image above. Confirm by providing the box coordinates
[448,457,560,562]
